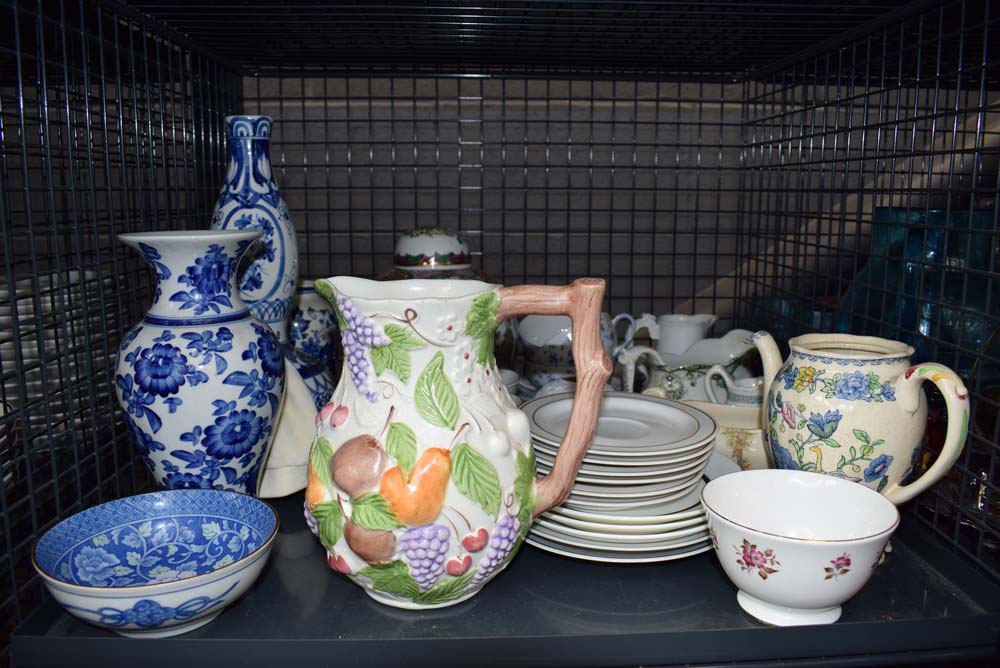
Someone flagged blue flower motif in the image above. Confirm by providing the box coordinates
[163,472,215,490]
[783,365,797,390]
[127,419,166,455]
[834,371,870,401]
[203,409,264,459]
[170,244,235,315]
[117,374,162,433]
[864,454,894,482]
[180,244,232,298]
[138,243,171,281]
[770,440,800,470]
[879,381,896,401]
[120,326,144,351]
[223,368,280,411]
[124,600,174,628]
[182,328,234,375]
[73,546,120,586]
[240,264,264,293]
[134,343,188,397]
[255,331,283,377]
[805,409,843,439]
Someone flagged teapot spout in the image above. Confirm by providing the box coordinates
[749,330,783,407]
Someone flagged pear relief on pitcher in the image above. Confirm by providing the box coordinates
[304,277,610,608]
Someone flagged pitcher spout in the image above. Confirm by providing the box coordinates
[749,330,783,408]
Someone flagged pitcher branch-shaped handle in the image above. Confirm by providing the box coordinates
[497,279,613,516]
[886,363,970,505]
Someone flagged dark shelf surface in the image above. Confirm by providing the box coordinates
[13,494,1000,668]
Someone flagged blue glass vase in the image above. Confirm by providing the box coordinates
[115,230,286,495]
[211,115,299,341]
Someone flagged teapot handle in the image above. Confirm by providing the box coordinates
[883,363,969,505]
[497,279,613,517]
[703,364,733,404]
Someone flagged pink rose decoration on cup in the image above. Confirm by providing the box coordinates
[825,553,852,580]
[735,538,780,579]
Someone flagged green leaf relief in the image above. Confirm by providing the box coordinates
[371,324,427,383]
[383,324,425,350]
[371,343,411,382]
[414,351,459,429]
[311,500,343,550]
[351,494,403,530]
[412,570,475,606]
[515,450,537,521]
[311,437,335,494]
[386,422,418,477]
[313,279,336,307]
[361,560,421,599]
[452,443,502,517]
[464,291,500,366]
[853,429,870,445]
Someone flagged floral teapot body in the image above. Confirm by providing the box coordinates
[305,277,610,608]
[751,332,969,504]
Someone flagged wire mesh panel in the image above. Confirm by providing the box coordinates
[0,0,239,653]
[736,0,999,576]
[244,75,744,325]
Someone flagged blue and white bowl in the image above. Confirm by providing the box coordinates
[33,490,278,638]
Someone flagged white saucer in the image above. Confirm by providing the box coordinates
[564,471,702,499]
[562,479,701,511]
[533,436,716,468]
[523,391,716,457]
[536,449,714,485]
[529,521,710,552]
[534,515,709,544]
[540,510,706,535]
[525,532,713,564]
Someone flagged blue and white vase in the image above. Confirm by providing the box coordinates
[287,280,337,410]
[115,230,286,495]
[211,115,299,341]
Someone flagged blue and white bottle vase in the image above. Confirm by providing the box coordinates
[211,115,299,341]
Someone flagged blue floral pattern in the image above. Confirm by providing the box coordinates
[169,244,235,316]
[766,386,893,486]
[288,289,337,410]
[69,582,239,630]
[53,515,265,588]
[117,233,285,495]
[116,322,283,493]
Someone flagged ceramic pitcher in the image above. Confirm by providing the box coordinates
[304,277,611,608]
[751,331,969,504]
[636,313,717,356]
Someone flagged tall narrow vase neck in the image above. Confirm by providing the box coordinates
[223,116,280,206]
[119,230,261,324]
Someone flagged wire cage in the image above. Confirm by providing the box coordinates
[0,0,998,658]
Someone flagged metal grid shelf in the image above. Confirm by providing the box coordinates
[121,0,917,79]
[1,0,999,662]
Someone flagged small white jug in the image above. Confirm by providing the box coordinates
[704,365,764,406]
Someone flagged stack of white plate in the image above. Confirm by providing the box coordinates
[523,391,737,563]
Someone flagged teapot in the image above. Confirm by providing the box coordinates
[750,331,969,504]
[304,277,611,608]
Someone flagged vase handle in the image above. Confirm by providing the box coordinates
[884,363,969,505]
[497,279,612,516]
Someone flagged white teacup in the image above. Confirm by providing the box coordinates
[704,365,763,406]
[702,470,898,626]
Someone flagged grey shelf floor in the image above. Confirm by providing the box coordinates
[13,494,1000,667]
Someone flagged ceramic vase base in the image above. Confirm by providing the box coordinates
[736,591,841,626]
[113,611,221,638]
[364,587,479,610]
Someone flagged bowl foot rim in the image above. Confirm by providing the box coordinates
[736,590,841,626]
[111,611,222,638]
